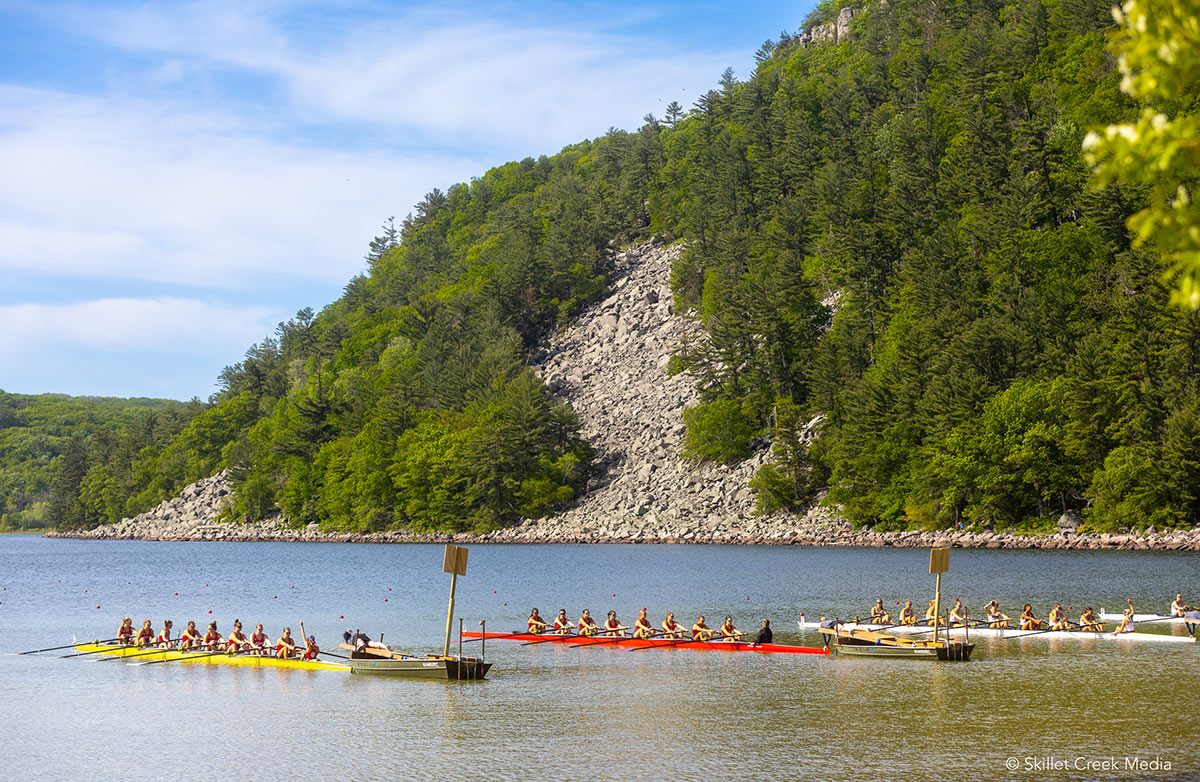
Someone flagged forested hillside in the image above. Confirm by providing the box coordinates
[44,0,1200,534]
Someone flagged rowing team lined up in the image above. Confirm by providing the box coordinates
[114,617,319,659]
[865,595,1200,633]
[525,608,775,644]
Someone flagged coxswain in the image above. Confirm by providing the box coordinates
[135,619,154,647]
[156,620,174,648]
[1019,605,1044,630]
[870,599,891,624]
[661,612,685,639]
[276,627,299,658]
[203,621,224,650]
[227,620,249,652]
[577,610,600,637]
[719,615,739,640]
[303,635,319,660]
[553,609,575,634]
[984,601,1011,628]
[632,608,655,639]
[1048,603,1069,630]
[948,599,968,626]
[1079,607,1104,632]
[1171,594,1187,617]
[249,623,268,654]
[899,600,916,625]
[179,620,203,650]
[117,617,134,645]
[691,615,713,641]
[752,619,773,646]
[603,611,625,637]
[527,608,549,635]
[1112,599,1135,634]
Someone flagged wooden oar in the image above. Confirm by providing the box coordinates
[627,631,748,652]
[18,638,120,655]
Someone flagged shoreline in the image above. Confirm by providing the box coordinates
[44,522,1200,550]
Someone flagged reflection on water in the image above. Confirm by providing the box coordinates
[0,537,1197,781]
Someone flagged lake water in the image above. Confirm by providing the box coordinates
[1,536,1197,781]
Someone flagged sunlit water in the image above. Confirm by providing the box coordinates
[1,537,1197,781]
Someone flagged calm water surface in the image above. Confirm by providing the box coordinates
[1,536,1197,781]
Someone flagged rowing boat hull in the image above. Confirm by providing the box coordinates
[461,631,828,654]
[797,621,1195,643]
[74,643,350,671]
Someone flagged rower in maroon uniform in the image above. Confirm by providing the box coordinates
[527,608,549,635]
[661,612,685,639]
[603,611,625,637]
[117,617,134,645]
[179,621,203,650]
[632,608,654,639]
[553,609,575,634]
[577,609,600,636]
[135,619,154,647]
[156,620,174,648]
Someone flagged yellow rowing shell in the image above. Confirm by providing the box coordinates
[75,643,349,671]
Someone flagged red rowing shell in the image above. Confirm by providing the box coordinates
[462,631,828,655]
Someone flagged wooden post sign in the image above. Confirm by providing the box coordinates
[930,547,949,644]
[442,545,468,657]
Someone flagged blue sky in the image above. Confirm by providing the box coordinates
[0,0,818,400]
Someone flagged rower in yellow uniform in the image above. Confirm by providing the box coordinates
[948,599,968,626]
[577,610,600,637]
[603,611,625,637]
[1048,603,1069,630]
[632,608,655,639]
[1079,607,1104,632]
[661,612,685,639]
[691,616,713,640]
[984,601,1011,628]
[719,615,739,640]
[179,620,203,650]
[1019,604,1044,630]
[527,608,549,635]
[898,600,917,625]
[553,609,575,635]
[870,599,891,624]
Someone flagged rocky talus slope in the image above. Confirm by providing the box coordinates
[48,241,1200,550]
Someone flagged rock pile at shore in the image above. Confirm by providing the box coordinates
[47,240,1200,551]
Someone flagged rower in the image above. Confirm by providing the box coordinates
[250,623,268,654]
[870,599,891,624]
[276,627,299,658]
[1019,604,1045,630]
[1171,594,1187,617]
[227,620,249,652]
[1048,603,1069,630]
[303,634,319,660]
[553,609,575,635]
[984,601,1011,628]
[1113,599,1135,634]
[603,611,625,637]
[632,608,654,639]
[179,620,203,650]
[156,620,174,648]
[948,599,968,626]
[661,612,685,639]
[136,619,154,647]
[1079,607,1104,632]
[719,615,739,640]
[527,608,549,635]
[924,600,937,624]
[899,600,916,625]
[577,610,600,637]
[751,619,773,646]
[203,621,224,650]
[117,617,134,645]
[691,615,713,640]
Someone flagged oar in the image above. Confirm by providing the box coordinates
[519,632,584,647]
[1003,621,1088,639]
[60,642,146,659]
[462,629,555,643]
[627,631,749,652]
[95,643,205,661]
[566,628,638,648]
[130,646,232,666]
[18,638,120,655]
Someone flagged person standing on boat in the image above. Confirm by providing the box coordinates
[1171,594,1187,617]
[899,600,917,625]
[1049,604,1070,630]
[984,601,1011,628]
[661,612,685,638]
[870,599,891,624]
[227,621,249,652]
[1112,600,1135,634]
[577,610,600,636]
[553,609,575,634]
[691,616,713,640]
[136,619,154,647]
[276,627,299,658]
[527,608,549,635]
[719,615,739,639]
[751,619,773,646]
[948,599,968,626]
[250,623,268,654]
[1079,607,1104,632]
[117,617,134,645]
[1019,605,1045,630]
[179,621,203,650]
[603,611,625,637]
[156,620,174,648]
[632,608,654,638]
